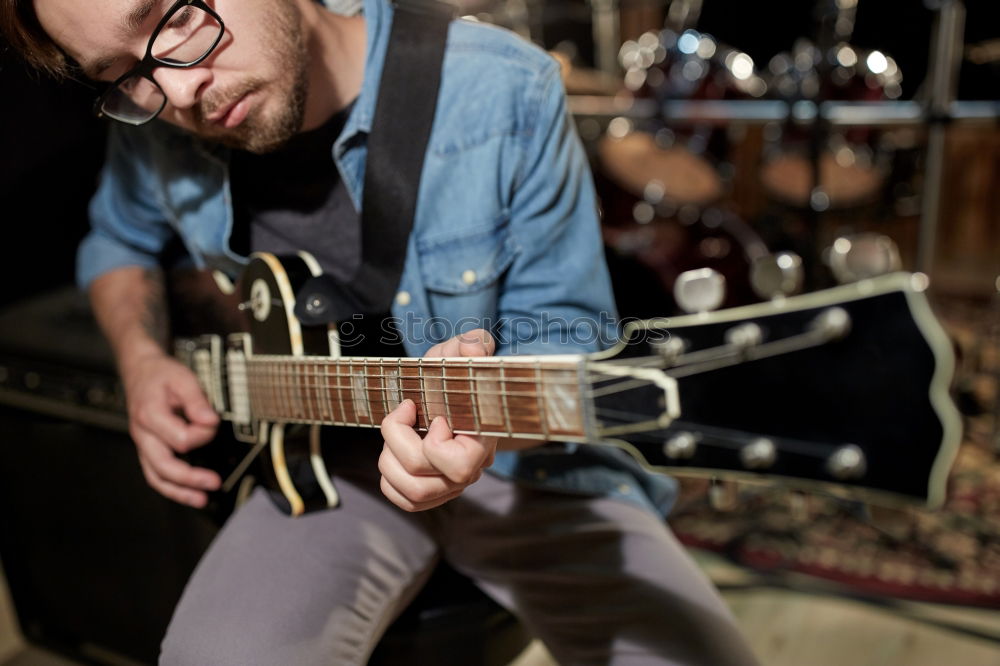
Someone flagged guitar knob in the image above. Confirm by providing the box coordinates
[750,252,804,300]
[826,444,867,480]
[674,268,726,314]
[740,437,777,469]
[663,432,698,459]
[824,233,902,284]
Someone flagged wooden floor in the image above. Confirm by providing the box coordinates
[4,551,999,666]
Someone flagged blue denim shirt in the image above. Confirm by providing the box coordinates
[79,0,677,517]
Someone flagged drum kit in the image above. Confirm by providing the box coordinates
[584,0,920,316]
[457,0,995,316]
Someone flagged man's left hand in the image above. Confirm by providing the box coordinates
[378,329,498,511]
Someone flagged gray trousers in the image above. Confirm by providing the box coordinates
[160,446,759,665]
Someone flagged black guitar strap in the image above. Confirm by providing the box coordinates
[295,0,454,324]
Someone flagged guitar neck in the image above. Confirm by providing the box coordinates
[186,340,593,441]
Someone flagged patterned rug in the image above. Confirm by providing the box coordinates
[667,294,1000,608]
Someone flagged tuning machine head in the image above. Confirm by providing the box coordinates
[824,233,902,284]
[750,251,804,301]
[674,268,726,314]
[826,444,867,480]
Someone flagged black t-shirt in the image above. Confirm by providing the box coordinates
[228,103,404,353]
[229,103,362,286]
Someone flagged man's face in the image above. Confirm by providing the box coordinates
[34,0,310,153]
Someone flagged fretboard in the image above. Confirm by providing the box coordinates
[237,355,590,440]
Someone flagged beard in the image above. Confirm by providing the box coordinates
[194,0,309,153]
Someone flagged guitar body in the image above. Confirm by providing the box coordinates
[172,252,342,516]
[238,253,343,516]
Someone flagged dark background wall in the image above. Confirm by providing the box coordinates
[0,47,106,308]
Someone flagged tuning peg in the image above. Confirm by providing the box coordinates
[826,444,867,480]
[674,268,726,314]
[750,252,804,301]
[739,437,777,470]
[824,233,902,284]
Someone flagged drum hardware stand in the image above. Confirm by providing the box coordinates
[590,0,620,75]
[664,0,702,33]
[916,0,966,274]
[570,96,998,129]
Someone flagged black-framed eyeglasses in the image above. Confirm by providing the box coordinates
[93,0,224,126]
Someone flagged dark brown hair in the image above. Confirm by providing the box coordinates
[0,0,71,78]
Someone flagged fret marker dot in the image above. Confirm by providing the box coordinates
[395,291,411,306]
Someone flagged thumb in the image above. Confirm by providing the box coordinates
[456,328,495,358]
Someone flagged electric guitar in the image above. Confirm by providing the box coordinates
[174,251,961,516]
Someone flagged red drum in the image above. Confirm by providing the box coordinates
[760,40,904,210]
[595,166,770,313]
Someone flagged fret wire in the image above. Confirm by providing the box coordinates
[354,358,369,426]
[499,363,512,437]
[467,359,480,433]
[275,361,283,417]
[318,358,329,421]
[269,361,277,417]
[288,359,297,418]
[336,360,349,423]
[369,358,384,425]
[292,359,301,419]
[361,358,375,425]
[340,359,350,424]
[298,366,315,418]
[394,358,404,412]
[292,360,303,419]
[360,359,370,426]
[343,358,352,426]
[377,358,386,419]
[361,359,375,425]
[418,358,430,430]
[310,357,321,420]
[270,361,279,418]
[534,360,550,440]
[284,361,294,419]
[442,364,452,425]
[298,359,309,420]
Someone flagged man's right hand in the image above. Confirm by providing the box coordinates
[122,352,222,508]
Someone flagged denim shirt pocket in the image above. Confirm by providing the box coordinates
[415,215,520,340]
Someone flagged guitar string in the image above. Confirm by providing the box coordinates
[212,361,845,461]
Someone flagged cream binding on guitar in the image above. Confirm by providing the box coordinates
[175,252,961,516]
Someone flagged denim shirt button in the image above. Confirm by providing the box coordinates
[395,291,412,306]
[461,269,477,285]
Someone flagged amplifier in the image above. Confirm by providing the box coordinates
[0,287,126,432]
[0,287,219,665]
